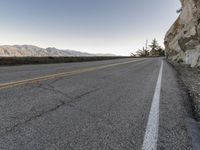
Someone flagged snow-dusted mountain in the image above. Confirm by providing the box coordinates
[0,45,114,57]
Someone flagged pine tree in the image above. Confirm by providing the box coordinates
[149,38,160,56]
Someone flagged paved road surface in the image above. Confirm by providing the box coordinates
[0,58,196,149]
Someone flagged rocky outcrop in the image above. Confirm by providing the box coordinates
[165,0,200,67]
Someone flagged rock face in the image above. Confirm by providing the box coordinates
[165,0,200,67]
[0,45,113,57]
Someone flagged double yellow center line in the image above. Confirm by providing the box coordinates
[0,59,145,90]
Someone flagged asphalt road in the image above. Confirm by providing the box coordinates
[0,58,197,150]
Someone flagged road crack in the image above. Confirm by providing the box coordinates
[1,80,101,136]
[1,101,66,136]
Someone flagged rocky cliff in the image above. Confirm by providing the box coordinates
[165,0,200,67]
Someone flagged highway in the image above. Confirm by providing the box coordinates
[0,58,195,149]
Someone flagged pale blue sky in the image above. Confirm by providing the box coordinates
[0,0,180,55]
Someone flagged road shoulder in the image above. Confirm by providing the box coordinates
[158,60,194,149]
[166,60,200,150]
[167,61,200,121]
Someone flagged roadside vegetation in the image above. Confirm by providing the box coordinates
[0,56,130,66]
[131,38,165,57]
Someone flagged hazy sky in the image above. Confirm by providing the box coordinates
[0,0,180,56]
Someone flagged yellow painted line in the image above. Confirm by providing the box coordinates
[0,59,145,90]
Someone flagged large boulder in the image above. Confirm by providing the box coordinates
[165,0,200,67]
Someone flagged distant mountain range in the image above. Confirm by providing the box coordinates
[0,45,115,57]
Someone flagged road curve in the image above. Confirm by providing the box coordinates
[0,58,193,149]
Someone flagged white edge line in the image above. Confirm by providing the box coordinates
[142,60,163,150]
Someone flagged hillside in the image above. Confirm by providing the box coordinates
[0,45,113,57]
